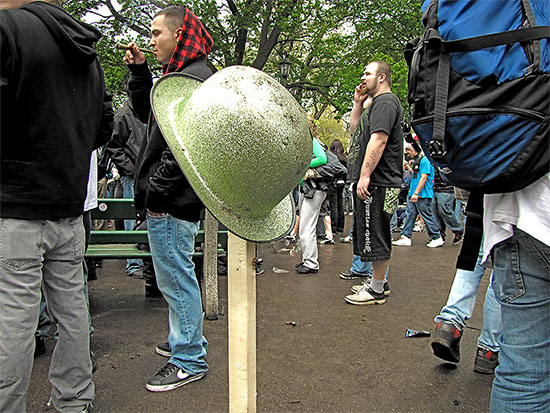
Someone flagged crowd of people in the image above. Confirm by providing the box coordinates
[0,0,548,412]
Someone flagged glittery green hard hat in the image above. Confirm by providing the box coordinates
[151,66,312,242]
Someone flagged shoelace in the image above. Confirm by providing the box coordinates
[157,363,178,378]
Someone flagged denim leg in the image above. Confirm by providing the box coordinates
[400,198,418,239]
[82,211,94,337]
[416,198,441,240]
[490,229,550,412]
[389,210,398,232]
[434,248,487,329]
[0,218,94,412]
[36,292,52,338]
[146,215,208,375]
[43,218,94,411]
[0,220,45,412]
[477,273,502,352]
[454,199,464,225]
[298,190,327,270]
[120,175,143,274]
[434,193,463,233]
[351,254,372,275]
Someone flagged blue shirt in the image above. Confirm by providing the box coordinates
[408,156,435,198]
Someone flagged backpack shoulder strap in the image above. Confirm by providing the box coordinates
[456,191,484,271]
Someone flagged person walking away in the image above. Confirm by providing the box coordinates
[432,171,464,244]
[392,144,443,248]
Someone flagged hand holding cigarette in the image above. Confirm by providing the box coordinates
[121,42,147,66]
[117,43,153,54]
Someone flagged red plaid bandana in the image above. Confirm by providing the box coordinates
[163,8,213,75]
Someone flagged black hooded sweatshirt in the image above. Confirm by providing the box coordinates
[127,60,212,222]
[0,1,114,219]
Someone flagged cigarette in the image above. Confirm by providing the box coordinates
[117,44,154,54]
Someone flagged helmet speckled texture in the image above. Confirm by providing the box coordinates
[151,66,312,242]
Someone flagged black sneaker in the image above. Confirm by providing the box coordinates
[339,269,371,280]
[474,347,499,374]
[319,237,335,245]
[155,342,171,357]
[431,321,462,363]
[453,232,464,244]
[34,336,46,358]
[145,282,163,298]
[295,264,318,274]
[146,362,206,392]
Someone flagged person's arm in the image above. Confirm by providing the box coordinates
[145,148,177,216]
[350,87,371,134]
[310,138,327,168]
[123,44,152,124]
[356,131,388,199]
[410,174,428,203]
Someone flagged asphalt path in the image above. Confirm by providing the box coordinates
[27,217,493,412]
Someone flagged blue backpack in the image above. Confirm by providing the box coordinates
[405,0,549,194]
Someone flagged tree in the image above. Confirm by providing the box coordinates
[65,0,423,114]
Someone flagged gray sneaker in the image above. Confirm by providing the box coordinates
[146,362,205,392]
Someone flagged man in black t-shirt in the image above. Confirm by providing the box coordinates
[344,61,403,305]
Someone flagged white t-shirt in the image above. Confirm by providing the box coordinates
[83,150,98,213]
[482,173,550,264]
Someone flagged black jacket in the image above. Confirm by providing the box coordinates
[128,60,212,222]
[0,1,113,219]
[105,102,145,178]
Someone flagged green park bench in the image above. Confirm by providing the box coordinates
[87,198,227,319]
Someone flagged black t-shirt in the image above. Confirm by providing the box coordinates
[348,92,403,187]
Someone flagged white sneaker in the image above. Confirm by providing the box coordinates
[413,222,425,232]
[392,236,412,246]
[344,286,385,305]
[426,237,445,248]
[352,281,391,296]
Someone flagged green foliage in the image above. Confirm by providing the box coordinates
[65,0,424,121]
[314,111,350,150]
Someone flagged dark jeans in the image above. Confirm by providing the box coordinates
[328,182,345,233]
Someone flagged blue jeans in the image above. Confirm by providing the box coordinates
[454,199,465,226]
[0,217,94,412]
[146,214,208,375]
[120,176,142,274]
[401,196,441,240]
[390,208,406,231]
[351,254,390,280]
[490,229,550,412]
[351,254,372,275]
[433,192,463,234]
[434,248,502,352]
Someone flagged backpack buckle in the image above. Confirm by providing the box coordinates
[427,140,448,163]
